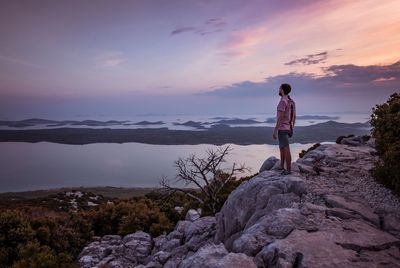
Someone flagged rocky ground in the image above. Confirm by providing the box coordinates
[78,136,400,267]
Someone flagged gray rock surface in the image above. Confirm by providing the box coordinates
[259,156,279,172]
[78,136,400,268]
[179,243,257,268]
[185,208,201,222]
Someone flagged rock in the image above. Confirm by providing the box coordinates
[259,156,279,172]
[151,250,171,264]
[215,174,307,247]
[102,235,122,244]
[152,234,167,253]
[271,161,283,171]
[340,136,370,147]
[175,220,192,234]
[160,238,181,252]
[122,231,153,264]
[144,261,163,268]
[232,229,273,256]
[185,217,216,242]
[324,194,380,227]
[383,213,400,238]
[179,243,257,268]
[185,216,216,251]
[186,209,201,221]
[163,245,190,268]
[106,258,137,268]
[167,230,184,241]
[175,206,184,214]
[256,219,400,268]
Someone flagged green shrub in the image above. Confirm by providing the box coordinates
[335,134,355,144]
[299,143,321,158]
[370,92,400,194]
[12,240,77,268]
[0,210,33,266]
[83,197,174,237]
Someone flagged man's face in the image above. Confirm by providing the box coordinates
[279,87,283,96]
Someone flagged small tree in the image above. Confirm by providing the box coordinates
[160,145,250,215]
[370,92,400,194]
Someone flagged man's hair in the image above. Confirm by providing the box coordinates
[280,83,291,95]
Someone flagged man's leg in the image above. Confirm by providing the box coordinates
[279,147,285,169]
[284,146,292,172]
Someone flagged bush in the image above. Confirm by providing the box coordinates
[82,197,174,237]
[0,210,33,266]
[370,92,400,194]
[335,134,355,144]
[299,143,321,158]
[13,240,76,268]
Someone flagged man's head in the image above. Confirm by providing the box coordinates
[279,83,291,96]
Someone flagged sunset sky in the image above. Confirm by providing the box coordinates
[0,0,399,119]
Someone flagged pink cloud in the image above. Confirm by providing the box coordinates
[217,27,268,62]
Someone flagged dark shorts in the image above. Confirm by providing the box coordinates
[278,130,290,149]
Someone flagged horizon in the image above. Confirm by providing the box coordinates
[1,0,399,119]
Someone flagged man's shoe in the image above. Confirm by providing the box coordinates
[280,170,291,175]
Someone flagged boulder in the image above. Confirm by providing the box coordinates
[122,231,153,263]
[215,174,307,248]
[259,156,279,172]
[185,208,201,222]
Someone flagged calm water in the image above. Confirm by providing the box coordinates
[0,141,323,193]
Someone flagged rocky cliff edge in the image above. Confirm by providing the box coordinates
[78,136,400,268]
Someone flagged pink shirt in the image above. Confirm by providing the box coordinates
[277,95,291,130]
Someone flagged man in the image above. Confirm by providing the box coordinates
[273,83,295,175]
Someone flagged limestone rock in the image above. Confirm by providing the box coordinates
[185,208,201,222]
[259,156,279,172]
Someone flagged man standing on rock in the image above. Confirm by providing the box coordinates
[273,83,296,175]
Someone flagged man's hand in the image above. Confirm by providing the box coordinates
[273,129,278,139]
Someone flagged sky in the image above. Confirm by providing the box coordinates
[0,0,399,119]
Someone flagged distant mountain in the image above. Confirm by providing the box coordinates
[206,118,263,125]
[173,120,206,129]
[133,121,165,125]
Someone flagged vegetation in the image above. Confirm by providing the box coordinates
[160,145,251,215]
[370,92,400,195]
[335,134,354,144]
[299,143,321,158]
[0,195,179,267]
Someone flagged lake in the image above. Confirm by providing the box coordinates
[0,141,323,193]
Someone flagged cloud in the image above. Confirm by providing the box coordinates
[285,51,329,66]
[94,51,125,68]
[217,27,268,63]
[323,61,400,84]
[170,26,197,35]
[198,60,400,98]
[170,17,227,36]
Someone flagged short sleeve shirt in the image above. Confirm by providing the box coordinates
[277,95,291,130]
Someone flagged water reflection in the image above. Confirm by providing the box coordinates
[0,141,320,192]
